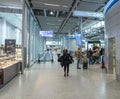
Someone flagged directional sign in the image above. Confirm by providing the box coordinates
[73,10,104,19]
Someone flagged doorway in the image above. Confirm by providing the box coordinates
[108,37,116,74]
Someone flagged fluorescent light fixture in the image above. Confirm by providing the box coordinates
[47,23,55,25]
[58,20,62,22]
[62,5,68,8]
[0,5,21,9]
[73,10,104,19]
[44,3,60,7]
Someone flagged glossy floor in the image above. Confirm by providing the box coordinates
[0,62,120,99]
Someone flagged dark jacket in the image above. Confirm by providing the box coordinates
[61,53,74,65]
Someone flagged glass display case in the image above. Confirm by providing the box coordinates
[16,45,22,61]
[0,44,22,85]
[0,55,16,67]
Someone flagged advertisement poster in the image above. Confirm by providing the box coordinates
[5,39,16,54]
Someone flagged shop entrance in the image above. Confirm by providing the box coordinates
[108,37,116,74]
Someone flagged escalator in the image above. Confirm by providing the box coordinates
[38,50,53,63]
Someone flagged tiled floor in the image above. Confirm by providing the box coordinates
[0,60,120,99]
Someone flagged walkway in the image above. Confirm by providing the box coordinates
[0,61,120,99]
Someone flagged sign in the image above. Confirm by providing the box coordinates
[73,10,104,19]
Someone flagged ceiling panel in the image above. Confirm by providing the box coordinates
[31,0,73,11]
[32,4,70,11]
[37,16,65,32]
[0,0,109,38]
[30,0,108,36]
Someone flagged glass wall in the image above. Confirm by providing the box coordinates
[0,1,45,68]
[24,1,43,66]
[0,15,22,45]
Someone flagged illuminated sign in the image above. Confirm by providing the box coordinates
[73,10,104,19]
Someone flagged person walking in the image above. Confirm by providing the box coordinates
[59,49,74,77]
[76,48,82,69]
[88,48,93,65]
[57,48,61,58]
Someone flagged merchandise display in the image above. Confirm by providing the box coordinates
[0,56,17,68]
[16,45,22,61]
[0,55,21,85]
[0,44,22,85]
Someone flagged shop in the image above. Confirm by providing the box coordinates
[0,13,22,87]
[104,0,119,80]
[0,1,42,87]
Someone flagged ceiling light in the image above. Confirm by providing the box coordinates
[47,23,55,25]
[62,5,68,8]
[44,3,60,7]
[50,11,54,15]
[73,10,104,19]
[58,20,62,22]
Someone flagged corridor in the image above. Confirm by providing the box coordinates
[0,61,120,99]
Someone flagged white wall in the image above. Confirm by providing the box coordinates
[62,38,79,52]
[68,39,78,51]
[105,1,120,80]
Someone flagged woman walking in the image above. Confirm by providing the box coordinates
[59,49,74,77]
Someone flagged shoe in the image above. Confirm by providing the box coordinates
[67,74,69,76]
[64,74,66,77]
[77,67,81,69]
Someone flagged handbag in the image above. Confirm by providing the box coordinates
[58,56,64,67]
[58,56,62,62]
[69,59,72,64]
[60,61,64,67]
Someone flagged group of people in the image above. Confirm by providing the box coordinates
[57,47,105,77]
[87,47,105,65]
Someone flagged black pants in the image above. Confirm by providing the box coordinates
[64,65,69,74]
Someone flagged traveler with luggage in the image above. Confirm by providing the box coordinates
[76,48,82,69]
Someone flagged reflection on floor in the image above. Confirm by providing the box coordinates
[0,61,120,99]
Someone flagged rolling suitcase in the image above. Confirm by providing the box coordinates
[82,56,88,69]
[83,62,88,69]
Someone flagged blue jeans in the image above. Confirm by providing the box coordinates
[89,56,93,65]
[77,59,80,68]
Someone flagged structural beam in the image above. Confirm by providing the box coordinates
[57,0,80,33]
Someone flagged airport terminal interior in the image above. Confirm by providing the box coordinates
[0,0,120,99]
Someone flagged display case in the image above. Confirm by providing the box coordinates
[0,54,20,85]
[16,45,22,61]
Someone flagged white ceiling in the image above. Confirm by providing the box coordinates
[30,0,108,35]
[0,0,22,8]
[0,0,108,38]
